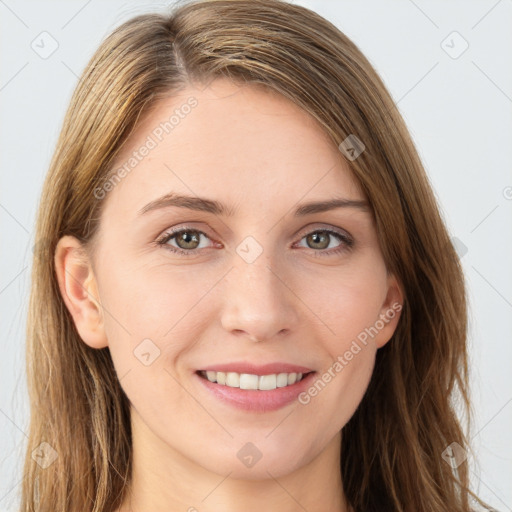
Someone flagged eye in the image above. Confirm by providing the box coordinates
[294,228,354,256]
[156,227,215,256]
[155,226,354,257]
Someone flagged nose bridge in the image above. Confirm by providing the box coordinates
[220,243,299,341]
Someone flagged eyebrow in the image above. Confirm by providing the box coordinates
[138,193,371,217]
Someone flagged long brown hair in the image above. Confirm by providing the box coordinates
[21,0,494,510]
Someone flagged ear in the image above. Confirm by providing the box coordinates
[54,235,108,349]
[374,272,404,349]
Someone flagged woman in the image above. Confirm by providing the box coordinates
[21,0,495,511]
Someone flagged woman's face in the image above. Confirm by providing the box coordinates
[58,78,402,480]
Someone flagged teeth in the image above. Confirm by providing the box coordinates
[225,372,239,387]
[276,373,289,387]
[259,374,276,390]
[240,373,259,389]
[201,371,306,390]
[216,371,226,385]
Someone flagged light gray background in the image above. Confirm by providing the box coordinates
[1,0,511,510]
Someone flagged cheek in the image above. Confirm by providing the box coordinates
[306,263,388,349]
[98,259,217,349]
[97,265,203,419]
[298,338,377,443]
[293,262,384,427]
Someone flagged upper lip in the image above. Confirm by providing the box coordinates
[198,362,315,375]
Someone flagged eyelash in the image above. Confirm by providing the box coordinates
[155,225,354,258]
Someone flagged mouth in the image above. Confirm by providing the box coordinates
[196,369,313,390]
[193,367,317,412]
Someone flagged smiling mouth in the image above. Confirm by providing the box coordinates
[196,370,314,391]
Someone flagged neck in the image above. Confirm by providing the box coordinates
[118,407,350,512]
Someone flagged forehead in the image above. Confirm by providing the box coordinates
[101,79,365,220]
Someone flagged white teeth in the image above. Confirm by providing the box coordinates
[225,372,240,387]
[201,370,308,390]
[239,373,259,390]
[276,373,289,387]
[259,374,276,390]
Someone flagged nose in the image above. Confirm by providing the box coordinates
[219,255,300,343]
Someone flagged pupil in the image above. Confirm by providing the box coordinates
[180,231,198,248]
[309,232,329,249]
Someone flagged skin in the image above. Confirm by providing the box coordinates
[55,78,403,512]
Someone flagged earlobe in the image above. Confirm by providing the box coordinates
[375,274,404,349]
[54,235,108,349]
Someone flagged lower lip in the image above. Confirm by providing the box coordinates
[194,371,317,412]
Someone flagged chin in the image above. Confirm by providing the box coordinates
[193,434,315,481]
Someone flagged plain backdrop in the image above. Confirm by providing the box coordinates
[1,0,511,510]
